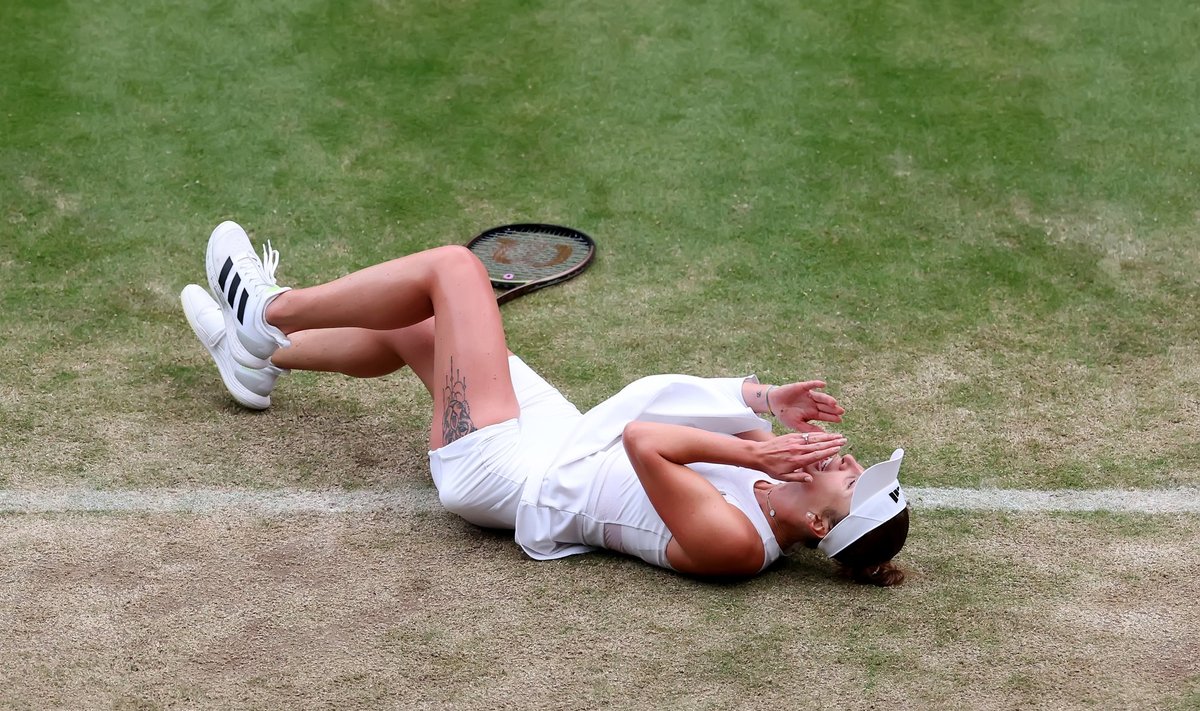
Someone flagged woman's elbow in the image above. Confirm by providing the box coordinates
[622,421,656,461]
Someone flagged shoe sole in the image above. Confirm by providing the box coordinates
[181,286,270,410]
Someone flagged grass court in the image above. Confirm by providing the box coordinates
[2,0,1198,708]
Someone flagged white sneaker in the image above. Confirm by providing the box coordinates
[205,220,292,367]
[181,284,287,410]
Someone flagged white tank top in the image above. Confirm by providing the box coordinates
[598,456,784,572]
[514,372,781,572]
[517,441,783,572]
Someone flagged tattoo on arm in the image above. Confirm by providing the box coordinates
[442,357,477,445]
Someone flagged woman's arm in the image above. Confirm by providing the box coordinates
[621,422,846,575]
[735,428,775,442]
[622,421,765,577]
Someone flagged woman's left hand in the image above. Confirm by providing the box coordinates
[755,431,846,480]
[768,381,845,432]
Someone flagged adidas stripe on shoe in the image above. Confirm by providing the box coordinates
[205,220,292,367]
[181,284,287,410]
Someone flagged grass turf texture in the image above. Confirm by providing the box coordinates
[2,510,1198,709]
[1,0,1198,707]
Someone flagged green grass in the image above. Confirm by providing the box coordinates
[1,3,1198,703]
[4,0,1198,490]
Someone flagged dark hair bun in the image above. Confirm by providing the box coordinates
[840,561,906,587]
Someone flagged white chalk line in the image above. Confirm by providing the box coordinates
[0,486,1198,515]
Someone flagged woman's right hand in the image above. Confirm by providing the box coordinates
[756,432,846,481]
[767,380,845,433]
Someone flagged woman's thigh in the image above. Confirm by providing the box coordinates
[426,248,520,446]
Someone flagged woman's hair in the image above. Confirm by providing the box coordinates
[831,507,910,586]
[796,506,911,587]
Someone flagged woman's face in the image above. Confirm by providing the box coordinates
[801,452,866,517]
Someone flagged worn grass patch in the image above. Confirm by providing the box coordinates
[1,510,1196,709]
[840,342,1200,490]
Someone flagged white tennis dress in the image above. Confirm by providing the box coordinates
[427,356,784,573]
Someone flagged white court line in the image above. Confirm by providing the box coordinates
[0,486,441,515]
[1,486,1198,514]
[910,487,1200,514]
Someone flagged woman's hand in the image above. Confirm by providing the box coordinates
[755,431,846,481]
[767,381,844,433]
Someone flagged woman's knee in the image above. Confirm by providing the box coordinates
[423,245,495,306]
[429,245,486,278]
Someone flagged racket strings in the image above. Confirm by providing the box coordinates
[472,231,590,283]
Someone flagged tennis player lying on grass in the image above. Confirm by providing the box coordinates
[181,221,911,585]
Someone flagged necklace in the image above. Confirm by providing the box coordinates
[765,484,778,518]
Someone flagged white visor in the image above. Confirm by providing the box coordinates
[817,448,907,558]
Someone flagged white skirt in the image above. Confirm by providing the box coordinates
[427,356,582,529]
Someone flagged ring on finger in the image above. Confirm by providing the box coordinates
[802,433,810,444]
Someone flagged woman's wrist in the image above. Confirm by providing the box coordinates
[741,380,776,415]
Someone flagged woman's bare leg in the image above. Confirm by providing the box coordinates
[275,319,515,450]
[264,246,518,446]
[272,319,438,388]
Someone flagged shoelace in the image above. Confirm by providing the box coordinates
[260,240,280,284]
[232,240,281,289]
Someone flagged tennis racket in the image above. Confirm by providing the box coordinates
[465,223,596,305]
